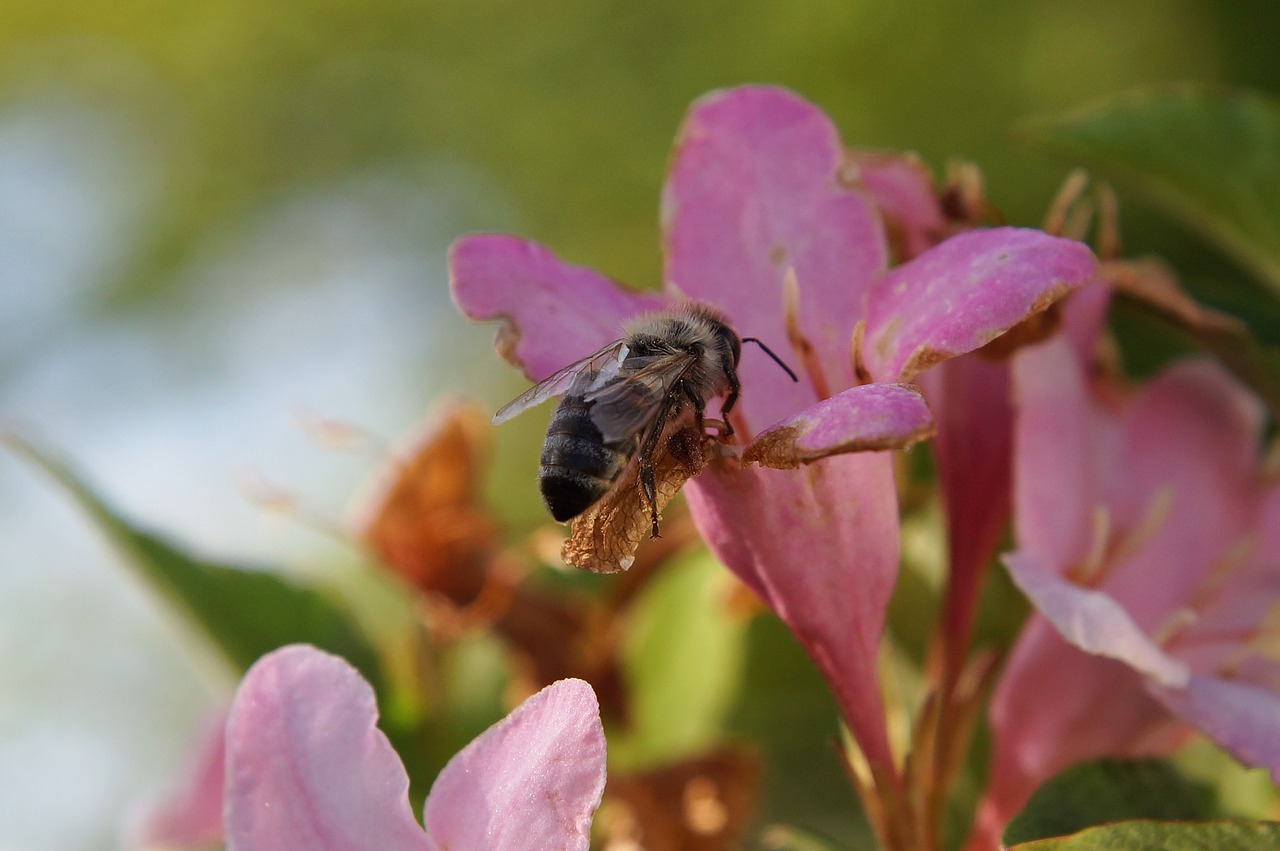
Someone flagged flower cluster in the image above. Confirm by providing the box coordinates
[451,87,1096,791]
[133,85,1280,851]
[971,287,1280,847]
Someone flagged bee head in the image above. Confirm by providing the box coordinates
[696,308,747,365]
[717,322,742,366]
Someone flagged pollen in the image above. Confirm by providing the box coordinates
[850,320,872,385]
[782,266,832,400]
[1065,506,1112,586]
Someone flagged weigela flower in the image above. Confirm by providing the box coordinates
[971,295,1280,847]
[451,85,1096,780]
[131,645,606,851]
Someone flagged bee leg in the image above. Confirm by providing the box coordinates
[683,381,707,434]
[701,417,729,437]
[640,461,660,538]
[719,356,742,440]
[637,415,668,539]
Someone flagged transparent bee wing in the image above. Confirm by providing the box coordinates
[585,351,698,443]
[491,340,628,424]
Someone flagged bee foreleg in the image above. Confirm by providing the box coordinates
[719,355,741,440]
[683,381,707,434]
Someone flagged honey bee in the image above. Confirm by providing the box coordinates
[494,303,795,538]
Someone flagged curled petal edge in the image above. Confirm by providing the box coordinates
[743,383,935,469]
[1004,549,1191,689]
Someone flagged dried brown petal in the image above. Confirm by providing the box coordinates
[494,584,630,722]
[355,403,495,604]
[601,748,761,851]
[562,425,710,574]
[1103,257,1280,420]
[1105,257,1248,335]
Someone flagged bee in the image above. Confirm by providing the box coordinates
[494,303,795,538]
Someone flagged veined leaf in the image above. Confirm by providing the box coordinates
[1007,819,1280,850]
[1003,759,1215,847]
[1024,87,1280,294]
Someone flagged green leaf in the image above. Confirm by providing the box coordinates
[611,549,748,767]
[1003,759,1216,846]
[1024,87,1280,294]
[3,431,381,684]
[1008,819,1280,850]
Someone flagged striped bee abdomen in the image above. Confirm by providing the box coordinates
[539,395,632,521]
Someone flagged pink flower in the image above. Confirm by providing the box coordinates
[918,355,1014,675]
[970,306,1280,847]
[130,645,607,851]
[451,85,1096,783]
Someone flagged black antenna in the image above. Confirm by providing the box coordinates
[741,337,799,382]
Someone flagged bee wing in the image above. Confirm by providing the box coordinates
[584,351,699,443]
[492,340,629,424]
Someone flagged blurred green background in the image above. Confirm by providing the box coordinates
[2,1,1279,848]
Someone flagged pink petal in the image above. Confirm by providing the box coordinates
[1150,674,1280,784]
[449,234,665,382]
[662,85,888,427]
[864,228,1097,382]
[1095,361,1264,628]
[1187,487,1280,651]
[423,678,606,851]
[126,710,227,850]
[844,150,946,261]
[1011,334,1113,573]
[743,382,934,468]
[1062,280,1113,358]
[1004,549,1190,687]
[971,616,1189,851]
[685,455,900,775]
[918,354,1012,672]
[224,645,431,851]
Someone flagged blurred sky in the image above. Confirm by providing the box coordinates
[1,2,1277,848]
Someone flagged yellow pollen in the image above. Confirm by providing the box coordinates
[1066,506,1112,586]
[1215,607,1280,680]
[1111,487,1174,564]
[1151,606,1199,647]
[1184,535,1256,615]
[850,320,872,385]
[782,267,832,400]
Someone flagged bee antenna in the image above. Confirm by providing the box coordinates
[741,337,799,382]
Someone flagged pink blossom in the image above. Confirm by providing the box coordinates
[451,85,1096,780]
[131,645,607,851]
[918,355,1014,674]
[920,283,1114,679]
[971,312,1280,847]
